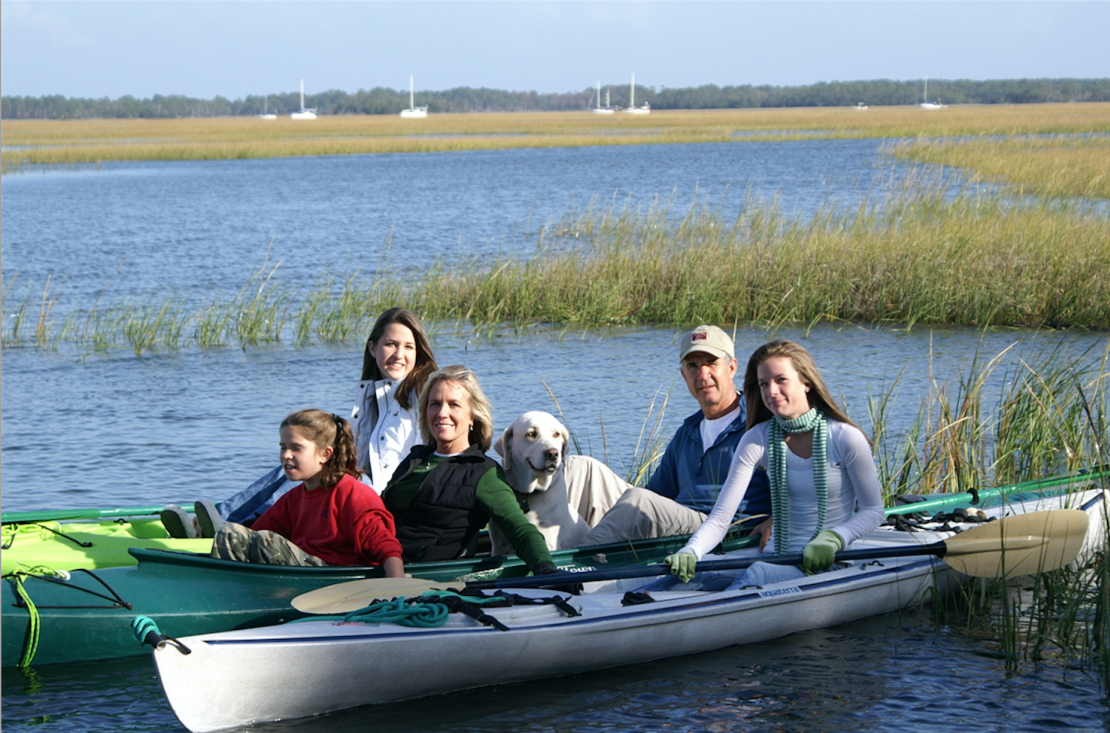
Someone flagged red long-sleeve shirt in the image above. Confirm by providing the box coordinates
[253,473,403,566]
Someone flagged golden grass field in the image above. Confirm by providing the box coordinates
[890,134,1110,199]
[4,103,1110,171]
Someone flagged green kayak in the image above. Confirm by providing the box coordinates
[1,517,213,576]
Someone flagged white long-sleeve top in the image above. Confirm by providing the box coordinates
[680,420,884,559]
[352,379,419,494]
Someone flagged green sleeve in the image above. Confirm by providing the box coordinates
[475,466,554,571]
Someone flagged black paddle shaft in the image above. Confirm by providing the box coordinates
[464,541,948,591]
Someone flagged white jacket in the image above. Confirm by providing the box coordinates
[351,379,419,494]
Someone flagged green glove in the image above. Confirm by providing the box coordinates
[664,551,698,583]
[803,529,844,574]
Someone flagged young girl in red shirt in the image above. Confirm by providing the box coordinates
[210,409,404,575]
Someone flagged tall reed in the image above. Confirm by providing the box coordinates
[3,177,1108,353]
[864,340,1110,685]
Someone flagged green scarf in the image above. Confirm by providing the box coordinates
[767,407,827,555]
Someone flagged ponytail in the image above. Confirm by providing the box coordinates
[280,409,360,489]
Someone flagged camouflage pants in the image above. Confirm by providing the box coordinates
[210,522,330,567]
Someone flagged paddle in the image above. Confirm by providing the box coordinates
[1,505,174,524]
[293,510,1089,614]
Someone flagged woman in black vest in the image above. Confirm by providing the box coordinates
[381,365,558,574]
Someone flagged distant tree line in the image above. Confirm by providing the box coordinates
[4,79,1109,119]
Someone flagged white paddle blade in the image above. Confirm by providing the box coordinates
[292,577,461,614]
[943,509,1089,579]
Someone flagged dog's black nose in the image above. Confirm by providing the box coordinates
[544,449,559,461]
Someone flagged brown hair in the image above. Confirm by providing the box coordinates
[360,308,438,410]
[742,339,866,438]
[280,409,359,489]
[417,365,495,452]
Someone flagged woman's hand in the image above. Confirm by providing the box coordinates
[802,529,844,574]
[664,551,698,583]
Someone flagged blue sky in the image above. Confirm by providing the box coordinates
[2,1,1107,99]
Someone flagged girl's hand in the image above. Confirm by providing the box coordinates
[383,556,406,579]
[802,530,844,574]
[663,551,697,583]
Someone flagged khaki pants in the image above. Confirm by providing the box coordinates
[211,522,330,567]
[581,488,707,546]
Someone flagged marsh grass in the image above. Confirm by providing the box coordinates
[5,104,1110,170]
[407,179,1110,331]
[3,177,1108,353]
[889,134,1110,199]
[868,338,1110,685]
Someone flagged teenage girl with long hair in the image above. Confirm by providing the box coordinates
[663,339,883,587]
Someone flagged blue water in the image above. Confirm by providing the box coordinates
[2,139,886,305]
[2,141,1108,731]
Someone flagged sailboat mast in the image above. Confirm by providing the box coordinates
[300,80,305,110]
[597,81,601,109]
[630,73,635,108]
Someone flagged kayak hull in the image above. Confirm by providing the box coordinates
[154,546,952,732]
[153,486,1109,733]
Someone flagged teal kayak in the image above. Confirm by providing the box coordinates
[2,530,759,668]
[4,466,1105,668]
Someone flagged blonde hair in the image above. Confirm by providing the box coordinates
[280,409,359,488]
[417,365,494,452]
[742,340,866,438]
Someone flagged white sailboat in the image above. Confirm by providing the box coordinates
[589,81,614,114]
[852,102,868,111]
[290,80,317,120]
[624,72,650,114]
[918,77,945,110]
[259,96,276,120]
[400,76,429,118]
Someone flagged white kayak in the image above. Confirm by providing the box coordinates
[152,487,1107,733]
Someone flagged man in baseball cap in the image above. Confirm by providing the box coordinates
[584,325,770,544]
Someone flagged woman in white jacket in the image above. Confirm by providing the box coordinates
[165,309,439,538]
[352,308,439,493]
[662,339,883,589]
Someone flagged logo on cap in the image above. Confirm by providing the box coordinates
[692,333,707,341]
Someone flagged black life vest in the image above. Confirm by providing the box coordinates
[384,444,497,563]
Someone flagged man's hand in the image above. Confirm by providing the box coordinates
[750,518,773,552]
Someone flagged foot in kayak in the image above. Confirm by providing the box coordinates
[161,505,198,539]
[194,500,225,538]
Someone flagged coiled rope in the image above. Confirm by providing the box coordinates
[4,566,70,667]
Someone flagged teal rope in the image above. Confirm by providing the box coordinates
[342,596,450,627]
[131,615,161,646]
[768,408,827,555]
[291,591,513,628]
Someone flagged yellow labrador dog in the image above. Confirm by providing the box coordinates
[492,411,632,555]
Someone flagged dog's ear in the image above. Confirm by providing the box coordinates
[494,426,512,460]
[559,426,570,460]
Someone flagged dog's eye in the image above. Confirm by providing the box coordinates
[527,429,538,438]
